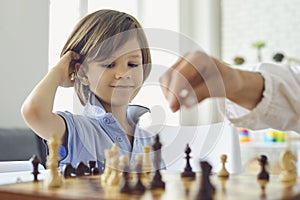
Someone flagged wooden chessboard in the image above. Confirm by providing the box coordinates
[0,171,300,200]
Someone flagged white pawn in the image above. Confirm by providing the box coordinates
[218,154,229,178]
[107,143,120,186]
[279,148,297,182]
[102,149,112,184]
[44,133,63,188]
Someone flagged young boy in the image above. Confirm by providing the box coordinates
[22,9,155,172]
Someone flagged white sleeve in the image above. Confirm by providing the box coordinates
[222,63,300,132]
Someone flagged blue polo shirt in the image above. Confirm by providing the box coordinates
[56,94,155,172]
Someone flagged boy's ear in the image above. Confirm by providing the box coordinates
[75,64,89,86]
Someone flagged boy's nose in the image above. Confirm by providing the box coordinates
[114,69,131,80]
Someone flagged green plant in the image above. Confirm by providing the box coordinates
[251,41,266,62]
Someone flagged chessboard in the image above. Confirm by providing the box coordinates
[0,171,300,200]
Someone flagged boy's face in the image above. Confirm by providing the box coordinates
[85,38,144,108]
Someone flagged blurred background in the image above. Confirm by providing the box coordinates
[1,0,300,128]
[2,0,300,174]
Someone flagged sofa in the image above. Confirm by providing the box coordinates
[0,128,47,167]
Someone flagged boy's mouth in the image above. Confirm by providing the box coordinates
[110,85,135,88]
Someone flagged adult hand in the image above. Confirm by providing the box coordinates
[159,51,231,112]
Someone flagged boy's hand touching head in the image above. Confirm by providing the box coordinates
[53,51,81,88]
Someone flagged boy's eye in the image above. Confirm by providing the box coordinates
[102,63,114,68]
[128,63,140,67]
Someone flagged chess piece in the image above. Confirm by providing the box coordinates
[102,149,112,183]
[217,154,229,178]
[149,134,165,190]
[91,167,100,175]
[107,144,120,186]
[119,155,132,194]
[30,155,40,182]
[181,143,196,180]
[44,133,63,188]
[62,163,76,178]
[257,155,269,181]
[76,161,89,176]
[197,161,215,200]
[143,146,153,173]
[279,148,297,182]
[133,154,146,193]
[88,160,96,175]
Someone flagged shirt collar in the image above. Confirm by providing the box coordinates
[83,93,150,125]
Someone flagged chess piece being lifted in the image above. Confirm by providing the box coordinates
[217,154,229,178]
[279,148,297,182]
[44,133,63,188]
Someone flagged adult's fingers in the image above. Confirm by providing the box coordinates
[164,60,203,112]
[159,56,184,102]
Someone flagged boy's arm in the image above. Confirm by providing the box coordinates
[21,52,80,140]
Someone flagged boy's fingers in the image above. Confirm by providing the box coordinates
[63,51,81,61]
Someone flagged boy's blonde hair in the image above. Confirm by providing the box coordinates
[60,9,151,105]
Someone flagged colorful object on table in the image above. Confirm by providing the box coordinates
[238,128,250,142]
[263,130,286,143]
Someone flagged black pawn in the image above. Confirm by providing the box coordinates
[62,163,76,178]
[30,155,40,182]
[197,161,215,200]
[257,155,269,181]
[181,144,196,179]
[91,167,100,175]
[88,160,96,175]
[149,134,165,190]
[76,161,89,176]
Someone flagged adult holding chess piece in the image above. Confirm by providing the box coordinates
[159,51,300,133]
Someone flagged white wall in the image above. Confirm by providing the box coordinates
[0,0,49,128]
[222,0,300,65]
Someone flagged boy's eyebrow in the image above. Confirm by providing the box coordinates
[92,54,142,62]
[128,54,142,58]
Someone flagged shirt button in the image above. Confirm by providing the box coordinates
[103,117,110,124]
[116,136,123,142]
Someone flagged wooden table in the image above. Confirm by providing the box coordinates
[0,171,300,199]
